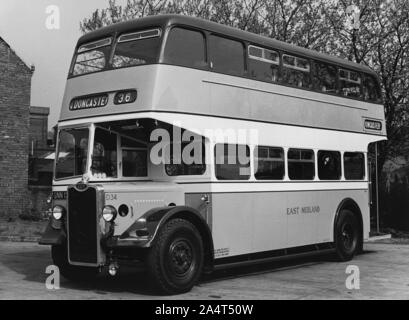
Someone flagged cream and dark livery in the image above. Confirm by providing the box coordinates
[40,15,386,294]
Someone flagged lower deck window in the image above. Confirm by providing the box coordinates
[122,149,147,177]
[255,146,284,180]
[288,149,315,180]
[318,150,341,180]
[344,152,365,180]
[215,144,250,180]
[165,140,206,176]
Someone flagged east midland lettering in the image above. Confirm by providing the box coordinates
[69,94,108,111]
[287,206,320,215]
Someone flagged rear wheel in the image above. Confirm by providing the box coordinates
[51,245,99,281]
[146,219,204,295]
[334,209,361,261]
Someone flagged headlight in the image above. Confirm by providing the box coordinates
[52,205,65,220]
[102,206,117,222]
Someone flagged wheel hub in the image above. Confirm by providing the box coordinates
[342,223,354,250]
[169,240,193,275]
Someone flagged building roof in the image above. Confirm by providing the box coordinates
[0,36,33,72]
[29,106,50,116]
[78,14,376,76]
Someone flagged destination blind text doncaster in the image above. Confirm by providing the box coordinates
[69,93,109,111]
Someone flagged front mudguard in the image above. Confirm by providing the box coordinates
[38,220,66,246]
[104,206,214,272]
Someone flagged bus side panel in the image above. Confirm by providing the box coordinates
[211,188,369,259]
[211,192,288,258]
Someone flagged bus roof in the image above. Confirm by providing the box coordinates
[78,14,377,77]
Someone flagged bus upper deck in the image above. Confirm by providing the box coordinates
[60,15,386,137]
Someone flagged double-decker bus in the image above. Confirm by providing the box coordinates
[40,15,386,294]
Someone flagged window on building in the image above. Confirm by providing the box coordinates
[363,74,381,103]
[255,146,284,180]
[313,62,337,94]
[215,144,250,180]
[344,152,365,180]
[339,69,362,98]
[209,35,245,76]
[248,45,280,83]
[282,54,311,88]
[318,150,341,180]
[288,149,315,180]
[163,27,206,68]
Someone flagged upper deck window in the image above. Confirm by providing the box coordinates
[282,54,311,88]
[339,69,361,98]
[313,62,337,94]
[112,28,162,69]
[164,27,206,68]
[248,45,280,82]
[363,74,381,103]
[209,35,245,76]
[72,38,112,76]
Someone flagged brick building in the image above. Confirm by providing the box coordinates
[0,37,33,220]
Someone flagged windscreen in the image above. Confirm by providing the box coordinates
[55,128,89,179]
[70,29,162,77]
[71,38,112,76]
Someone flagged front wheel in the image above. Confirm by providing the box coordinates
[51,245,99,281]
[334,209,361,261]
[146,219,204,295]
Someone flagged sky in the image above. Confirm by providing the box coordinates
[0,0,127,129]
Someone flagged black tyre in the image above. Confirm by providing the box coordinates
[334,209,361,261]
[146,219,204,295]
[51,245,99,281]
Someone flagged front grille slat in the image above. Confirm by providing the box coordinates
[68,186,98,264]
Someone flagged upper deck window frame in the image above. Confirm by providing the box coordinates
[77,37,112,53]
[339,68,362,85]
[282,54,311,73]
[117,28,162,43]
[248,45,280,65]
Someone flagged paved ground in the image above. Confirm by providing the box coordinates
[0,241,408,300]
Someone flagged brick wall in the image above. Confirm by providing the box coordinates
[0,37,32,219]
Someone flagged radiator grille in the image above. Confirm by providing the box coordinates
[67,186,99,264]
